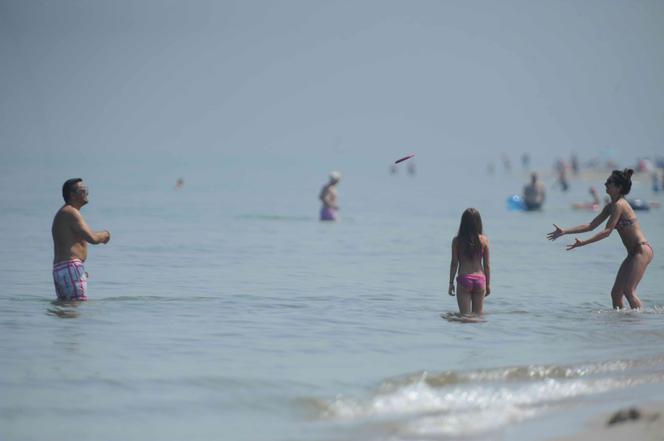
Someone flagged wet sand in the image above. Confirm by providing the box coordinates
[551,403,663,441]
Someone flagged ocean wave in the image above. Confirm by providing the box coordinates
[303,357,664,438]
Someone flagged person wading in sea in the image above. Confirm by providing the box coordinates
[51,178,110,301]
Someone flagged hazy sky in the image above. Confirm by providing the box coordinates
[2,0,663,166]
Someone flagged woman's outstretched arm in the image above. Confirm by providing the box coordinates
[547,204,611,240]
[566,202,623,250]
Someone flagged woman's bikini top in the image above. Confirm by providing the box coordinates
[615,214,637,231]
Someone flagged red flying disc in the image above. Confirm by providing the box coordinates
[394,154,415,164]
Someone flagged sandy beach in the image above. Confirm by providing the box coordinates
[551,403,664,441]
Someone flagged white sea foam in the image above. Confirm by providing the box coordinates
[326,377,620,419]
[318,362,664,437]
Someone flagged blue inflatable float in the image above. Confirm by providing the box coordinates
[506,195,526,211]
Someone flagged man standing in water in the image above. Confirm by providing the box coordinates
[319,171,341,221]
[52,178,110,301]
[523,172,546,211]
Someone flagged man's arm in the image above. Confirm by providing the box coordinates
[70,210,110,244]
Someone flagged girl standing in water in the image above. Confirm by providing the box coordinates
[449,208,491,314]
[547,169,653,309]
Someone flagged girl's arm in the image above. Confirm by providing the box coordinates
[483,237,491,295]
[547,204,611,240]
[448,237,459,296]
[567,203,622,250]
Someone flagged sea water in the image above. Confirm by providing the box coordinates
[1,151,663,441]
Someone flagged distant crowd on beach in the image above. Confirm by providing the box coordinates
[50,151,657,320]
[492,152,664,213]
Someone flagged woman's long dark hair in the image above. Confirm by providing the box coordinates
[457,208,483,259]
[609,168,634,195]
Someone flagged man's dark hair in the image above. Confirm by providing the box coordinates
[62,178,83,203]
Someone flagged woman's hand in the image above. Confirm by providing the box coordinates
[485,286,491,297]
[566,238,583,251]
[547,224,565,241]
[448,283,455,296]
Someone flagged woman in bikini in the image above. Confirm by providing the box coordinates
[449,208,491,315]
[547,169,653,309]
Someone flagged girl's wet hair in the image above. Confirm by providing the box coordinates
[609,169,634,195]
[457,208,483,258]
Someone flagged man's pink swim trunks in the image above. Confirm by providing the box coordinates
[53,259,88,301]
